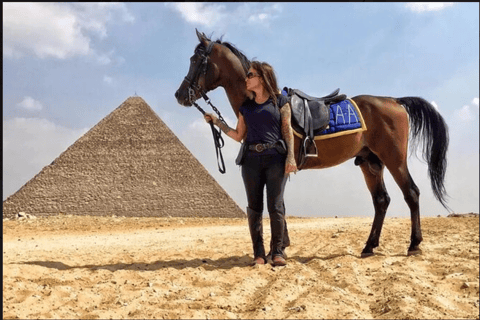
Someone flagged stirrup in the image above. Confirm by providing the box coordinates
[304,137,318,157]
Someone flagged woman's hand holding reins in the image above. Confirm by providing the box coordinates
[204,113,246,143]
[204,113,219,126]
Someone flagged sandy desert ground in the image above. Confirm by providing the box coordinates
[3,214,479,319]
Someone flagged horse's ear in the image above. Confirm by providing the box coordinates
[196,28,209,46]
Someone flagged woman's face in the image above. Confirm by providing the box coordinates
[245,68,262,92]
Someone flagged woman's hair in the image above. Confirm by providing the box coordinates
[250,60,280,107]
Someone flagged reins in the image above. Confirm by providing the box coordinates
[183,41,228,174]
[188,89,227,174]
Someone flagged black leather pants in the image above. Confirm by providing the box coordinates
[242,152,290,259]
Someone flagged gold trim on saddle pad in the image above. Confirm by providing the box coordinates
[292,98,367,140]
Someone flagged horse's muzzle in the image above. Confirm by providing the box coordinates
[174,86,193,106]
[175,79,204,107]
[175,94,192,107]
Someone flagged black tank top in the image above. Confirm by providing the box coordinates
[239,95,288,146]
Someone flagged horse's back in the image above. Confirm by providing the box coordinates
[352,94,407,114]
[351,94,409,128]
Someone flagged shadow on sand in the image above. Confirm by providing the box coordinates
[11,251,397,272]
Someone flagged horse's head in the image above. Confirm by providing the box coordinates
[175,29,223,107]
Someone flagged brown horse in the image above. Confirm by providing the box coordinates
[175,30,450,257]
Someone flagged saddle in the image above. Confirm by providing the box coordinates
[283,87,347,168]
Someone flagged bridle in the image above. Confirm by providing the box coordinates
[184,41,227,174]
[183,42,213,100]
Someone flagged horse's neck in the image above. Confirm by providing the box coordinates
[224,83,251,118]
[219,55,253,118]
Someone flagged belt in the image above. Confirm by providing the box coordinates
[248,142,277,153]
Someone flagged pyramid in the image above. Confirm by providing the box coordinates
[3,97,245,219]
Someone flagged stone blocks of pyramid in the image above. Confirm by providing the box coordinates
[3,97,245,219]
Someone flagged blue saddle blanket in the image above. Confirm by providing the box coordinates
[318,99,362,136]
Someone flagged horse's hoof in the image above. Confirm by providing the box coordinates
[361,251,374,258]
[407,249,422,256]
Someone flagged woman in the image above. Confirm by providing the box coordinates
[205,61,297,266]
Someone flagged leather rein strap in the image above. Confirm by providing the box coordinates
[190,94,226,174]
[186,42,226,174]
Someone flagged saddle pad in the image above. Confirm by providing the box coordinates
[292,99,367,140]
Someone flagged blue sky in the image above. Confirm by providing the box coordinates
[3,2,479,218]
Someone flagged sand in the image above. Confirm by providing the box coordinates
[3,214,479,319]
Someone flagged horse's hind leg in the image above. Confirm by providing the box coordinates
[386,164,422,255]
[356,152,391,257]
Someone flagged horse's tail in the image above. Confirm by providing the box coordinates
[396,97,450,211]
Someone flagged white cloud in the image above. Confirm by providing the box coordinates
[3,2,134,61]
[166,3,283,28]
[457,105,473,121]
[95,52,112,65]
[246,3,282,25]
[3,117,89,200]
[453,97,479,122]
[3,3,89,59]
[165,3,226,27]
[68,2,135,39]
[16,97,43,111]
[405,2,455,12]
[455,105,477,122]
[472,97,479,108]
[249,13,269,23]
[103,75,113,85]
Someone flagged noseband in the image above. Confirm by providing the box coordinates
[184,41,227,174]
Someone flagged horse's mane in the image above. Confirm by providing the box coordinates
[196,35,251,73]
[219,41,251,73]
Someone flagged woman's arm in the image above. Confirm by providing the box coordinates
[205,113,247,143]
[280,102,298,175]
